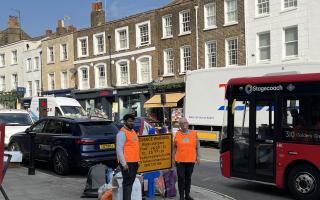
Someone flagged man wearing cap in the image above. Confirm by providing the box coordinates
[116,114,140,200]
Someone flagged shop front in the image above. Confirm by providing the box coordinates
[116,85,150,122]
[72,89,115,120]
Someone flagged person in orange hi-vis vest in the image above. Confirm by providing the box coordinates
[173,117,200,200]
[116,114,140,200]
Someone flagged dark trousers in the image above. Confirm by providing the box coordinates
[176,162,195,199]
[120,162,139,200]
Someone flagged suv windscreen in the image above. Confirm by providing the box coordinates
[79,121,118,136]
[0,113,33,126]
[61,106,86,116]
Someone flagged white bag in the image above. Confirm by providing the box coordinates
[112,172,142,200]
[98,183,112,200]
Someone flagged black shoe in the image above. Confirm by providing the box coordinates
[185,196,194,200]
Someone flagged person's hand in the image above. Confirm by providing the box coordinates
[196,159,200,165]
[123,164,129,171]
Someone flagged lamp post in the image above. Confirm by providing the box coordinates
[107,34,112,87]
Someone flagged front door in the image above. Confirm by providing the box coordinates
[231,98,276,182]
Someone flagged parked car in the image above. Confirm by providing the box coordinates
[8,116,118,175]
[0,109,35,145]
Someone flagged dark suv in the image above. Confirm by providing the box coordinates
[8,117,118,175]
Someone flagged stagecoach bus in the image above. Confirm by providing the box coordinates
[220,73,320,200]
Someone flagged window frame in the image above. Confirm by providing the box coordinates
[225,37,238,66]
[257,31,271,62]
[204,3,217,30]
[11,74,18,90]
[136,55,152,84]
[0,54,5,67]
[34,56,40,71]
[94,63,107,88]
[163,48,174,76]
[179,10,191,35]
[27,81,32,97]
[47,47,55,64]
[26,58,33,72]
[205,40,217,68]
[115,26,129,51]
[180,45,191,74]
[283,26,298,59]
[93,32,106,55]
[60,43,68,61]
[116,60,130,86]
[11,50,17,65]
[78,66,90,90]
[282,0,297,11]
[61,71,68,89]
[136,21,151,47]
[48,73,55,91]
[0,76,5,91]
[77,36,89,58]
[256,0,270,17]
[224,0,238,25]
[162,14,173,38]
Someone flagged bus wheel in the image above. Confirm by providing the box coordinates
[288,164,320,200]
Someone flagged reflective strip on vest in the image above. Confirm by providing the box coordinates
[121,127,140,162]
[174,130,197,162]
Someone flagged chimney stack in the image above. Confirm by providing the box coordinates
[67,25,77,33]
[45,29,53,37]
[56,19,67,35]
[8,16,19,28]
[91,2,105,27]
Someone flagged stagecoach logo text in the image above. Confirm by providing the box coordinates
[244,84,283,94]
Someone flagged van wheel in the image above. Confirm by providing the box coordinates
[52,150,69,175]
[288,164,320,200]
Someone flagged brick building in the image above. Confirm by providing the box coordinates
[41,20,77,97]
[42,0,245,122]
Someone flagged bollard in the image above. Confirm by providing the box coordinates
[28,131,36,175]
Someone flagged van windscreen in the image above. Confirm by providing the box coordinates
[61,106,85,116]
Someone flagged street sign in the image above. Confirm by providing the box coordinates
[138,134,172,173]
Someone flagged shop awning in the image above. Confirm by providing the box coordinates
[144,93,185,108]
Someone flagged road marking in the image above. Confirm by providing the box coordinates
[200,158,219,163]
[192,185,237,200]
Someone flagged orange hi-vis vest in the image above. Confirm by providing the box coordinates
[174,130,197,162]
[121,127,140,162]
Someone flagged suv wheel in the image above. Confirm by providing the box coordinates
[52,150,70,175]
[288,164,320,200]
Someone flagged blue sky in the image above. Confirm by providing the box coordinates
[0,0,171,37]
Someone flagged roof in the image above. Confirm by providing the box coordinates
[0,109,29,114]
[40,116,112,123]
[227,73,320,86]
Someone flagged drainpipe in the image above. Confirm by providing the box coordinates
[195,5,199,70]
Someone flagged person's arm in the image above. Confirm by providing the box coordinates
[116,131,127,167]
[172,134,176,165]
[196,134,201,164]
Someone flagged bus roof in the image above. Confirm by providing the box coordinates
[227,73,320,86]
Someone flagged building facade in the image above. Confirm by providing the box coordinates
[245,0,320,65]
[22,42,42,98]
[41,20,77,97]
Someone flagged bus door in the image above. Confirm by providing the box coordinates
[231,98,276,182]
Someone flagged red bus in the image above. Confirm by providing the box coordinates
[220,73,320,200]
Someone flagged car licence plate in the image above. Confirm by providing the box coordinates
[99,144,115,150]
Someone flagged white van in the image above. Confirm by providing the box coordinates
[30,97,86,118]
[0,109,34,145]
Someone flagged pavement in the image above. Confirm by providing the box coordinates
[1,166,234,200]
